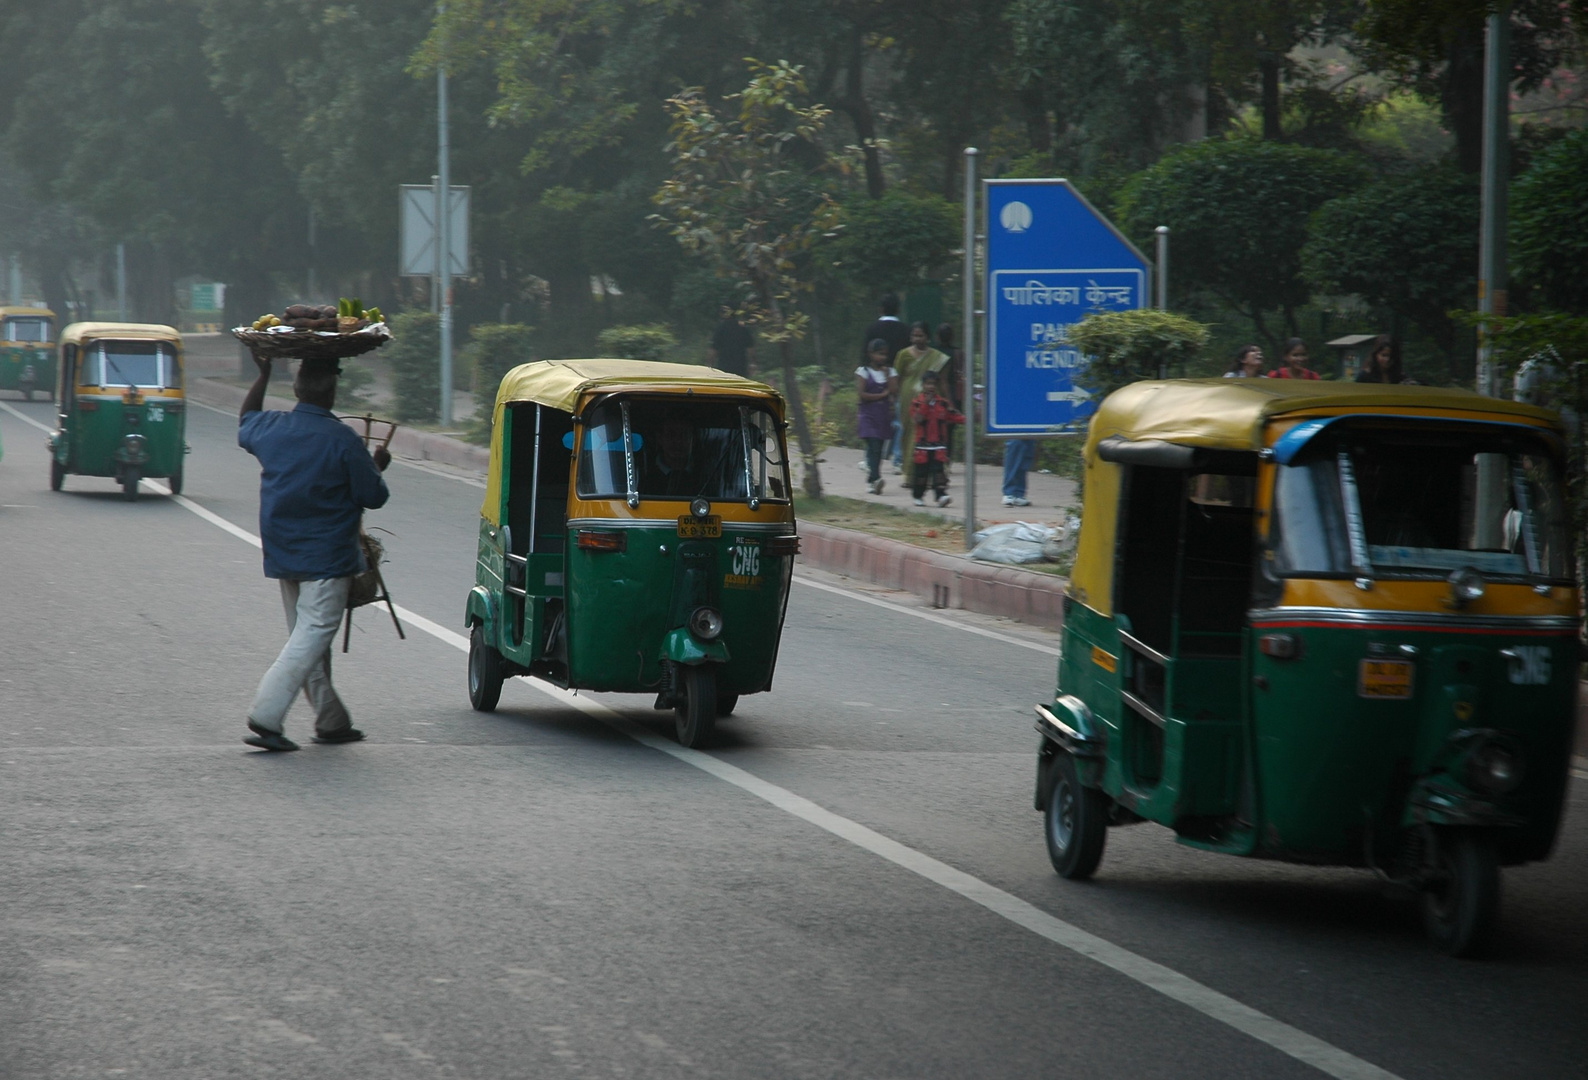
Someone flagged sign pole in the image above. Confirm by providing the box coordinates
[962,147,978,550]
[437,38,454,426]
[1154,226,1169,311]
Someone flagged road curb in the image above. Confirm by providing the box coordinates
[189,377,491,471]
[796,522,1066,631]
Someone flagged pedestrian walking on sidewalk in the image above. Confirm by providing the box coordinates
[1002,438,1035,507]
[1266,338,1319,380]
[909,370,963,507]
[238,353,391,752]
[856,340,898,494]
[895,322,953,486]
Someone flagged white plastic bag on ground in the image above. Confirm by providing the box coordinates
[968,521,1058,564]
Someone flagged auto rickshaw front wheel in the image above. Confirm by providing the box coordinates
[49,458,64,491]
[468,624,505,712]
[1044,751,1108,880]
[1421,829,1500,958]
[675,665,717,748]
[120,466,139,502]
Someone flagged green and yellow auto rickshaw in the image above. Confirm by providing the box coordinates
[465,359,800,746]
[0,306,56,399]
[1035,379,1579,956]
[49,322,187,500]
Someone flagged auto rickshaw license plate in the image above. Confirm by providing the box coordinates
[677,514,721,539]
[1358,659,1414,699]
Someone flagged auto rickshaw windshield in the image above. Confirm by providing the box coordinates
[3,317,51,343]
[1273,423,1572,581]
[83,340,179,389]
[576,396,789,502]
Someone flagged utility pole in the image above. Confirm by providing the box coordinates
[437,6,454,427]
[1477,7,1511,397]
[962,147,978,549]
[307,207,317,300]
[1474,7,1511,549]
[116,243,127,321]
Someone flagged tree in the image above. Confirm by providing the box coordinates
[1511,128,1588,316]
[653,61,841,497]
[1353,0,1582,173]
[1067,308,1211,400]
[1302,166,1478,372]
[821,189,959,295]
[1117,138,1365,347]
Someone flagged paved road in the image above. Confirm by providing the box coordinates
[1,394,1585,1079]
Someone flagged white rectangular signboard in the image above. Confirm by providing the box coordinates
[399,183,470,277]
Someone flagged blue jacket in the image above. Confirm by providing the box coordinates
[239,403,389,579]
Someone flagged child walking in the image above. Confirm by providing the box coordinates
[909,370,964,507]
[856,339,898,494]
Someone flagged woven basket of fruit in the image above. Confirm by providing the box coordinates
[232,299,392,361]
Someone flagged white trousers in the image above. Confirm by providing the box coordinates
[247,577,352,735]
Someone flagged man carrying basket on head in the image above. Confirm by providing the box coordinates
[237,352,391,752]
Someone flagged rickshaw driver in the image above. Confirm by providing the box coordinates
[237,353,391,752]
[648,413,704,497]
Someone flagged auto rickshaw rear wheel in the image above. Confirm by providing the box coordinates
[1421,829,1500,958]
[168,462,183,496]
[49,457,64,492]
[675,665,717,748]
[716,693,739,717]
[468,624,505,712]
[1045,751,1107,880]
[120,466,140,502]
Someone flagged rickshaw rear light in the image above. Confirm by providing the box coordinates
[1259,633,1300,659]
[577,529,627,552]
[765,535,801,557]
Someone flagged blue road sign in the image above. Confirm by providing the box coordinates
[984,179,1150,435]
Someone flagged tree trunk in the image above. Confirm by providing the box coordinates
[1442,21,1486,174]
[1259,55,1282,140]
[762,289,822,498]
[839,29,885,199]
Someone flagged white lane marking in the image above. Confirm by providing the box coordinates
[794,574,1061,657]
[140,480,261,547]
[188,395,486,486]
[154,490,1399,1080]
[1574,770,1588,781]
[0,399,52,433]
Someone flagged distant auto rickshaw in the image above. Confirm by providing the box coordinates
[0,306,56,400]
[1034,379,1579,956]
[466,359,800,746]
[48,322,187,500]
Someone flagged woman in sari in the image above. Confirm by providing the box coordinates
[894,321,952,486]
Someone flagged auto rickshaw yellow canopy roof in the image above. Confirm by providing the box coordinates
[0,306,55,320]
[483,359,784,525]
[493,358,776,415]
[60,322,183,347]
[1068,378,1561,618]
[1086,377,1557,455]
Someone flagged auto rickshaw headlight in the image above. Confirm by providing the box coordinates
[1447,567,1486,607]
[688,606,723,641]
[690,497,711,519]
[1464,739,1524,795]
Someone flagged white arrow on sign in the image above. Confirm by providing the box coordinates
[1046,388,1093,404]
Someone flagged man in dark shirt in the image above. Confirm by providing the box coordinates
[860,293,910,366]
[706,309,755,377]
[237,353,391,751]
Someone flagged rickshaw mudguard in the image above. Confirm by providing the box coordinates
[1402,776,1525,830]
[466,586,496,636]
[1033,696,1106,810]
[659,627,730,666]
